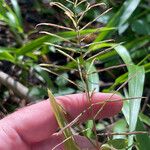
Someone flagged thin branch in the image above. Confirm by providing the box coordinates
[87,64,128,76]
[81,39,114,48]
[97,131,148,136]
[76,0,86,7]
[40,64,77,72]
[35,23,74,31]
[80,8,112,30]
[0,71,33,101]
[41,67,83,90]
[85,45,114,60]
[45,42,81,53]
[55,48,77,63]
[39,31,71,43]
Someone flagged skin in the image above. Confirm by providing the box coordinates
[0,93,122,150]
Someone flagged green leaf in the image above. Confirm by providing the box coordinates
[10,0,23,27]
[94,0,141,41]
[107,139,128,149]
[28,87,46,99]
[113,119,128,139]
[131,19,150,35]
[0,51,15,63]
[34,65,54,89]
[85,120,94,138]
[128,65,145,147]
[0,0,23,33]
[86,62,100,92]
[128,66,145,130]
[55,73,69,87]
[118,0,141,34]
[114,45,133,65]
[126,35,150,51]
[101,144,114,150]
[139,113,150,126]
[48,89,79,150]
[122,88,130,124]
[57,87,75,96]
[85,62,99,138]
[114,44,145,149]
[136,118,150,150]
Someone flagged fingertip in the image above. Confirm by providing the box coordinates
[91,93,123,119]
[57,92,123,122]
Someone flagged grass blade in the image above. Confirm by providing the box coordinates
[114,44,146,149]
[128,65,145,148]
[48,89,79,150]
[94,0,141,42]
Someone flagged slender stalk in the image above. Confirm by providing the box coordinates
[97,131,148,136]
[73,2,103,148]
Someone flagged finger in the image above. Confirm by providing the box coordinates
[31,134,97,150]
[0,93,122,144]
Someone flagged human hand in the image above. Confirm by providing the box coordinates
[0,93,122,150]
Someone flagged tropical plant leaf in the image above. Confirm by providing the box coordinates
[94,0,141,41]
[118,0,141,34]
[139,113,150,126]
[107,139,128,149]
[86,61,100,92]
[0,51,15,63]
[114,44,146,149]
[128,65,145,148]
[136,118,150,150]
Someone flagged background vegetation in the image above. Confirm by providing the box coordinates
[0,0,150,149]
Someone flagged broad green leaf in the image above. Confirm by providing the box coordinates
[34,65,54,89]
[136,118,150,150]
[90,36,150,63]
[28,87,46,100]
[55,73,69,87]
[0,47,16,52]
[114,45,133,65]
[126,36,150,51]
[85,62,99,138]
[114,44,146,149]
[0,51,15,63]
[128,66,145,130]
[109,61,150,90]
[85,62,100,92]
[57,87,75,96]
[94,0,141,41]
[118,0,141,34]
[101,144,115,150]
[128,65,145,148]
[139,113,150,126]
[107,139,128,149]
[113,119,127,139]
[131,19,150,35]
[0,0,23,33]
